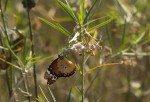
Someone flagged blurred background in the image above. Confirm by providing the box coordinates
[0,0,150,102]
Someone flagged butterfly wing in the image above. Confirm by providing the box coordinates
[44,58,60,85]
[44,56,76,85]
[56,57,76,77]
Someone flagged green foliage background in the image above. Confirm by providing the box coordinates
[0,0,150,102]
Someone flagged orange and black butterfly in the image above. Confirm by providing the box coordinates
[44,55,76,85]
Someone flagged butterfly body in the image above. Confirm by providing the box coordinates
[44,55,76,85]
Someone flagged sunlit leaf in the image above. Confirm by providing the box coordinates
[31,55,53,64]
[56,0,78,23]
[84,62,124,76]
[83,0,99,24]
[38,17,71,36]
[87,16,114,31]
[132,32,145,45]
[4,37,24,67]
[0,57,22,70]
[66,88,72,102]
[79,0,85,24]
[106,25,113,51]
[83,16,108,26]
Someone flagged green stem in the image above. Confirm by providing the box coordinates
[0,0,12,98]
[82,44,85,102]
[21,70,31,102]
[26,7,38,98]
[0,0,9,41]
[82,53,85,102]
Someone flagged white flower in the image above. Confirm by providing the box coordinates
[70,42,84,52]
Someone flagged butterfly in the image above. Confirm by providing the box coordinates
[44,55,76,85]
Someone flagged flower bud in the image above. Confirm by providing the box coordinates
[22,0,36,9]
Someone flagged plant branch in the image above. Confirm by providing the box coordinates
[20,70,31,102]
[82,51,85,102]
[26,7,38,98]
[0,0,12,98]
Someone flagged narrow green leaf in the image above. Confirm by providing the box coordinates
[105,25,113,50]
[84,62,123,76]
[87,16,114,31]
[66,88,72,102]
[38,17,71,36]
[116,37,130,53]
[56,0,78,23]
[132,32,145,45]
[83,0,99,24]
[83,16,109,26]
[75,64,82,75]
[31,55,53,64]
[56,23,71,36]
[27,56,41,62]
[79,0,85,24]
[121,18,126,44]
[4,0,8,12]
[4,37,24,67]
[55,17,72,22]
[0,58,22,70]
[23,38,27,64]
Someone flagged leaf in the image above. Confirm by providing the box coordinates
[56,0,78,23]
[79,0,85,24]
[83,0,99,24]
[83,15,108,26]
[132,32,145,45]
[0,57,22,70]
[116,37,130,54]
[66,88,72,102]
[75,64,82,75]
[23,38,27,64]
[38,17,71,36]
[87,16,114,31]
[4,0,8,12]
[105,25,113,51]
[31,55,53,64]
[4,37,24,67]
[55,17,72,22]
[84,62,124,76]
[121,18,127,44]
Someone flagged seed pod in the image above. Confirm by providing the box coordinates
[22,0,36,9]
